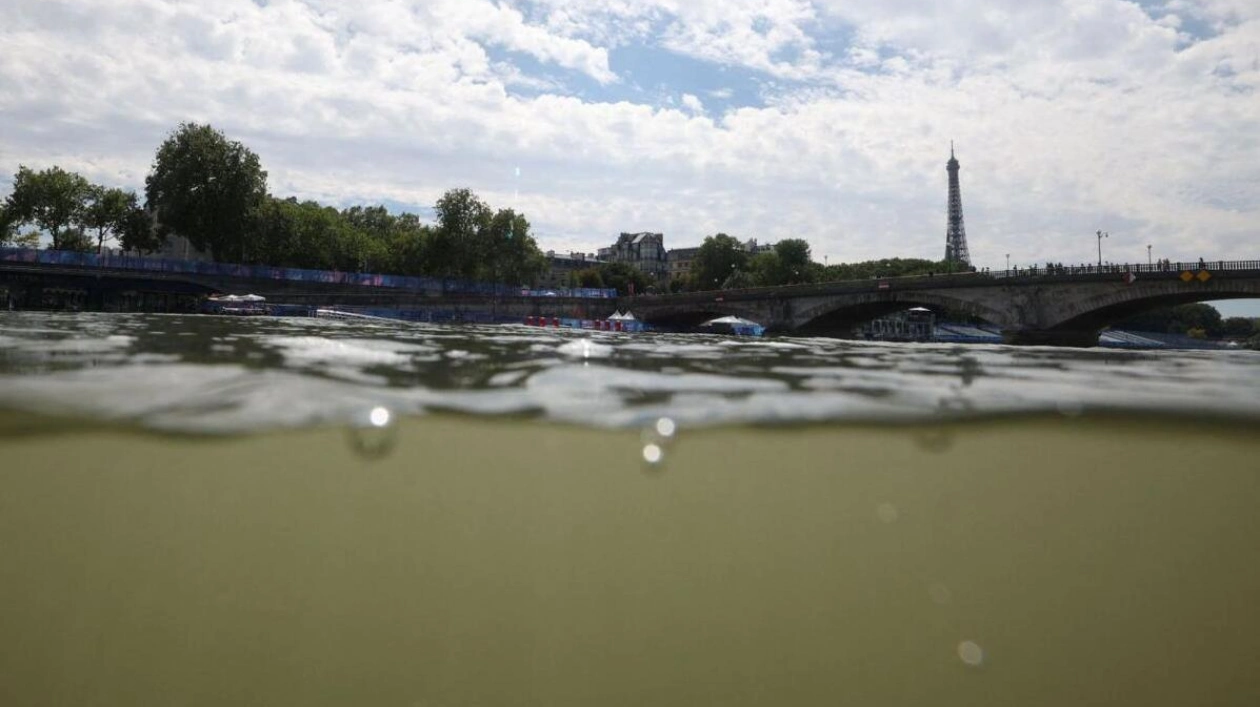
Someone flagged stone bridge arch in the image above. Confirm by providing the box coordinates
[790,290,1015,335]
[632,300,771,330]
[1037,279,1260,335]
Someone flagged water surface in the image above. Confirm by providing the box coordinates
[2,312,1258,706]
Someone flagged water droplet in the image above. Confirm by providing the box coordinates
[369,406,391,427]
[642,443,664,466]
[654,417,677,439]
[958,640,984,667]
[348,406,398,460]
[876,503,899,523]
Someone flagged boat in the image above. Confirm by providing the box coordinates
[699,315,765,337]
[201,293,269,316]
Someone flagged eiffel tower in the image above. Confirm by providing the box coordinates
[944,142,971,269]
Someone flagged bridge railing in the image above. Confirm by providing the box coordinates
[985,259,1260,279]
[0,247,617,300]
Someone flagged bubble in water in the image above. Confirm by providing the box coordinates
[642,443,664,466]
[654,417,677,439]
[348,405,398,460]
[876,503,899,523]
[957,640,984,667]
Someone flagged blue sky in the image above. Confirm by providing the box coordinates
[2,0,1258,313]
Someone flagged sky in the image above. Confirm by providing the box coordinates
[1,0,1258,311]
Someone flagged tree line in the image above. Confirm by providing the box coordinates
[0,123,548,285]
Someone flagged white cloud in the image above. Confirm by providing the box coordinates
[0,0,1257,273]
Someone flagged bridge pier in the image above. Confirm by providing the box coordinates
[1002,329,1101,348]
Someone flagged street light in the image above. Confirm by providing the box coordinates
[1147,244,1152,266]
[1096,230,1108,267]
[1005,253,1010,272]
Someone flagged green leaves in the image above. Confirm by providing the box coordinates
[144,123,267,262]
[691,233,749,290]
[4,165,92,249]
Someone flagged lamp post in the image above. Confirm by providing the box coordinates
[1096,230,1108,267]
[1005,253,1010,272]
[1147,244,1152,266]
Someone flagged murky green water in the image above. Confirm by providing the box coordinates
[2,312,1259,705]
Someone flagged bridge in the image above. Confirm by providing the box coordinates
[5,248,1258,347]
[0,247,614,320]
[624,260,1260,346]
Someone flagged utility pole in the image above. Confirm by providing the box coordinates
[1096,230,1108,267]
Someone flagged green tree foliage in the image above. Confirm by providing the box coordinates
[485,209,546,285]
[430,188,491,279]
[723,268,756,289]
[426,189,547,284]
[58,228,95,253]
[691,233,749,290]
[597,262,653,296]
[3,165,93,249]
[569,268,605,289]
[1221,317,1257,339]
[145,123,268,263]
[118,205,160,254]
[820,257,948,282]
[0,204,13,244]
[82,186,138,253]
[1115,303,1224,336]
[12,231,42,249]
[772,238,814,284]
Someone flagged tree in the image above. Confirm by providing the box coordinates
[773,238,814,284]
[484,208,546,285]
[3,165,92,250]
[1221,317,1257,339]
[118,205,160,254]
[570,268,605,289]
[58,228,95,253]
[145,123,268,263]
[431,187,492,279]
[0,204,13,245]
[723,269,756,289]
[1116,303,1224,336]
[597,262,652,296]
[12,231,41,249]
[691,233,749,290]
[82,185,135,253]
[820,257,947,282]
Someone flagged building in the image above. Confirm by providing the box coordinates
[541,251,601,289]
[666,247,700,282]
[742,238,774,254]
[598,232,668,281]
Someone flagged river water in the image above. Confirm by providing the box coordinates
[2,312,1259,706]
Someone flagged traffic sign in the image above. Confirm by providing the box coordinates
[1180,271,1194,282]
[1197,270,1212,282]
